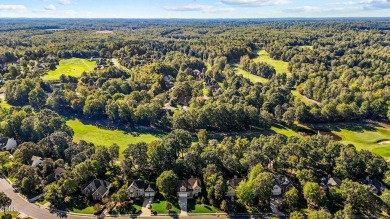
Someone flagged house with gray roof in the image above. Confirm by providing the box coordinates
[83,179,112,201]
[177,178,202,198]
[226,175,243,200]
[127,180,156,198]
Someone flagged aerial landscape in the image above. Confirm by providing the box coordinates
[0,0,390,219]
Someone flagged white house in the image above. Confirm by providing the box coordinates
[0,137,17,151]
[31,156,43,168]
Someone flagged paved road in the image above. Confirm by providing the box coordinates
[0,176,236,219]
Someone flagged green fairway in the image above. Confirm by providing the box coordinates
[271,124,300,137]
[253,50,289,74]
[291,90,321,106]
[304,121,390,159]
[42,58,95,81]
[232,64,269,84]
[67,119,165,159]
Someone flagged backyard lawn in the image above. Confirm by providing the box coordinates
[42,58,95,81]
[67,119,165,159]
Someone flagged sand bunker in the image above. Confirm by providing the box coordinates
[378,140,390,145]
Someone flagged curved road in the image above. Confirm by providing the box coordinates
[0,176,231,219]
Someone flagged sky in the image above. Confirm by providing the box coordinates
[0,0,389,18]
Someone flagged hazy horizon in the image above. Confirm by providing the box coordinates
[0,0,390,19]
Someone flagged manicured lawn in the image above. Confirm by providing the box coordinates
[187,200,221,213]
[271,124,300,138]
[67,119,165,159]
[71,206,95,214]
[291,90,321,106]
[232,64,269,84]
[37,198,48,205]
[152,199,181,214]
[42,58,95,81]
[252,50,289,75]
[304,121,390,159]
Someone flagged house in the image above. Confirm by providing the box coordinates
[96,58,106,66]
[46,167,66,184]
[272,184,282,196]
[127,180,156,198]
[360,177,386,194]
[275,174,294,193]
[83,179,112,201]
[320,176,342,190]
[177,178,202,198]
[31,156,43,168]
[226,176,243,200]
[0,137,17,151]
[96,65,105,70]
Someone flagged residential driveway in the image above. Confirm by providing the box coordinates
[178,197,188,216]
[141,197,152,216]
[0,174,233,219]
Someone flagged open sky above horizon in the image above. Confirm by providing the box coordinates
[0,0,389,18]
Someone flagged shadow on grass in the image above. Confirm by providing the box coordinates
[301,120,378,133]
[58,196,89,212]
[63,113,167,138]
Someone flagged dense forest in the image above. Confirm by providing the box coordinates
[0,18,390,218]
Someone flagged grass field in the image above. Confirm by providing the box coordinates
[152,200,181,214]
[71,206,95,214]
[253,50,290,75]
[232,64,269,84]
[42,58,95,81]
[67,119,165,159]
[271,124,300,137]
[291,90,321,106]
[301,121,390,159]
[187,200,221,213]
[231,49,290,84]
